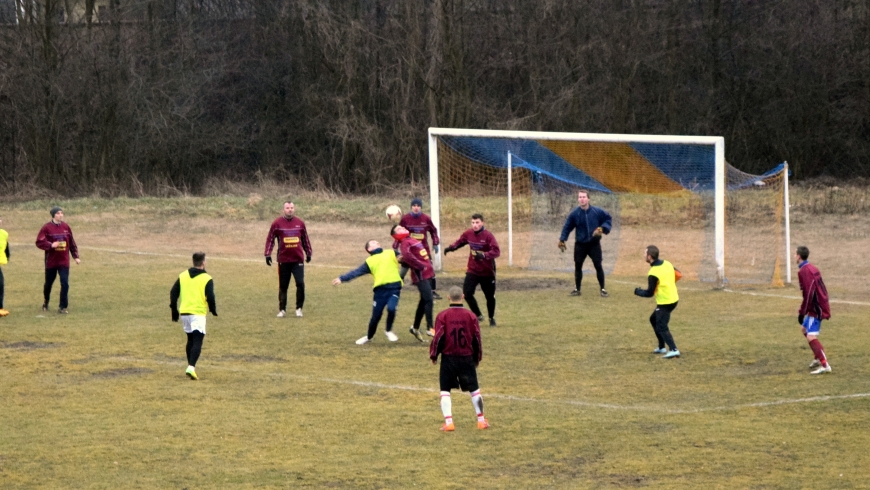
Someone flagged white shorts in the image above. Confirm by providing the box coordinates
[182,315,207,334]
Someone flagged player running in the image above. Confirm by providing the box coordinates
[332,240,403,345]
[393,198,442,299]
[391,224,435,341]
[264,201,312,318]
[796,246,832,374]
[169,252,218,380]
[430,286,488,432]
[444,213,500,327]
[634,245,681,358]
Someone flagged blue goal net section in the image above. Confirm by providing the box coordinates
[429,129,788,286]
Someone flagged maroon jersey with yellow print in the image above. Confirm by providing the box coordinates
[397,237,434,284]
[264,216,312,264]
[448,228,500,278]
[35,221,79,269]
[393,212,439,253]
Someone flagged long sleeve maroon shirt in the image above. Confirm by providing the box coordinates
[35,221,79,269]
[448,228,500,278]
[264,216,312,264]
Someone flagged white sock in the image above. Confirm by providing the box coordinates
[188,365,195,370]
[440,391,452,422]
[471,390,484,421]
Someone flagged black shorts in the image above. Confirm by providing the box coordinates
[439,355,479,393]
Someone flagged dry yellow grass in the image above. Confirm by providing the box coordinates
[0,194,868,488]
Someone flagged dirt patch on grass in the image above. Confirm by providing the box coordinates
[216,354,288,363]
[91,367,153,378]
[2,341,62,350]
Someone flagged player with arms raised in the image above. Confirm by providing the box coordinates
[430,286,488,432]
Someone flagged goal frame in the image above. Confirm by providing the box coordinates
[428,127,729,284]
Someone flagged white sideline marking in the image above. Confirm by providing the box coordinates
[119,356,870,415]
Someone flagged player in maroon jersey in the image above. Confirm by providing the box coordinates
[391,224,434,341]
[35,207,81,314]
[430,286,488,431]
[796,246,832,374]
[264,201,312,318]
[393,198,442,299]
[444,213,501,327]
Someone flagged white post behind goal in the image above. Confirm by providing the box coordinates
[428,127,787,286]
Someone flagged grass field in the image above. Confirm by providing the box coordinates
[1,196,869,488]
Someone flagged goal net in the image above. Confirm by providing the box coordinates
[428,128,789,286]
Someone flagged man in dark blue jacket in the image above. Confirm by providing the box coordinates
[558,189,612,297]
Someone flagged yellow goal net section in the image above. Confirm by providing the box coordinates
[428,128,789,287]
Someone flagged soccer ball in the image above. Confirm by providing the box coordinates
[385,205,402,221]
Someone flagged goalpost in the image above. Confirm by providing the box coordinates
[428,127,789,287]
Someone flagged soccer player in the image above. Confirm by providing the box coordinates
[0,213,8,317]
[634,245,681,359]
[332,239,403,345]
[393,198,442,299]
[391,224,434,340]
[35,207,81,314]
[558,189,612,297]
[264,201,312,318]
[169,252,218,380]
[796,246,832,374]
[444,214,501,327]
[430,286,488,432]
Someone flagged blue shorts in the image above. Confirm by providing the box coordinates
[802,315,822,335]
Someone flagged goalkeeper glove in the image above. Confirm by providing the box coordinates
[798,314,805,325]
[558,241,566,252]
[306,255,311,263]
[444,246,455,255]
[473,251,485,260]
[433,245,439,254]
[265,256,272,266]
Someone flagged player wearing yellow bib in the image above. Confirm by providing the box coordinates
[332,240,403,345]
[0,214,9,317]
[169,252,218,380]
[634,245,681,358]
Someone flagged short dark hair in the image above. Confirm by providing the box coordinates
[192,252,206,267]
[578,189,590,197]
[471,213,484,222]
[365,240,378,252]
[448,286,463,302]
[390,224,400,235]
[283,200,294,206]
[645,245,660,260]
[796,246,809,260]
